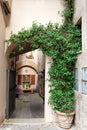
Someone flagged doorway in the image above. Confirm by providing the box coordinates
[7,50,45,119]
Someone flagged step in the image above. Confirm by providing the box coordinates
[3,119,76,130]
[4,118,45,125]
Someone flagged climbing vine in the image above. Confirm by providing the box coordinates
[6,0,81,113]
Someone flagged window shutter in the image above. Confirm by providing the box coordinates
[30,75,35,85]
[18,75,22,85]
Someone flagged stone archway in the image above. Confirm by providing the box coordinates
[16,60,38,73]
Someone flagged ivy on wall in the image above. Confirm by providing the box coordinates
[6,0,81,113]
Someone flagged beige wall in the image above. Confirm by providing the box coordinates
[18,50,38,66]
[16,60,38,72]
[82,0,87,53]
[0,5,7,123]
[16,50,38,72]
[45,56,58,122]
[6,0,64,38]
[38,50,45,72]
[73,0,82,23]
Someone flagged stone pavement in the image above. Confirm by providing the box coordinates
[0,119,76,130]
[11,93,44,118]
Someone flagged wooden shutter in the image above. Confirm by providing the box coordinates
[30,75,35,85]
[18,75,22,85]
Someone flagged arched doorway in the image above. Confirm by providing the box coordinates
[6,50,45,119]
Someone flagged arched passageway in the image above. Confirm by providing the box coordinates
[6,48,45,119]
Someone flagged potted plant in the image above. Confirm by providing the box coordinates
[49,80,75,129]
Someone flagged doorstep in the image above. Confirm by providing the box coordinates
[1,119,76,130]
[3,118,45,125]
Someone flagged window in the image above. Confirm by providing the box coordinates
[74,68,78,91]
[22,75,35,90]
[82,68,87,94]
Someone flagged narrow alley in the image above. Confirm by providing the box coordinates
[11,92,44,118]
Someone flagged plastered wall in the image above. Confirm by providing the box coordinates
[5,0,65,38]
[73,0,82,23]
[74,0,87,129]
[0,5,7,123]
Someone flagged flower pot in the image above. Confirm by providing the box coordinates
[56,110,75,129]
